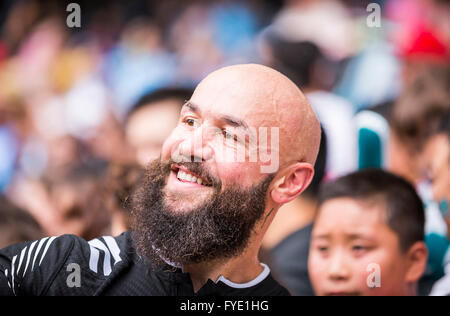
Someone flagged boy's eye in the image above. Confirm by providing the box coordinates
[352,245,369,255]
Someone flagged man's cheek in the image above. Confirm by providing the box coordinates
[216,163,260,187]
[161,133,182,161]
[215,165,242,184]
[160,138,173,160]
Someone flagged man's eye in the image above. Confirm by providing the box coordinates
[317,246,328,252]
[223,129,237,141]
[184,118,198,127]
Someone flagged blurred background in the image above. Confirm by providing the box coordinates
[0,0,449,295]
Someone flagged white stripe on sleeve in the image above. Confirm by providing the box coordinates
[102,236,122,265]
[11,256,17,295]
[39,236,57,266]
[23,240,38,277]
[16,247,27,276]
[89,238,112,276]
[31,237,49,271]
[88,245,100,274]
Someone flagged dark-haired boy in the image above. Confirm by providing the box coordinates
[309,169,428,296]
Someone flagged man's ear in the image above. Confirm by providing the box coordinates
[405,241,428,284]
[270,162,314,205]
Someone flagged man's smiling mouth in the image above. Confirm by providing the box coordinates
[171,165,212,187]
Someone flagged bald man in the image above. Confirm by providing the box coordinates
[0,64,321,296]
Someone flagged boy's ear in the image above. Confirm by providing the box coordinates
[270,162,315,205]
[405,241,428,284]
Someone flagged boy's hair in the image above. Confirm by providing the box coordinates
[317,169,425,252]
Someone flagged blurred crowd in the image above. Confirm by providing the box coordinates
[0,0,449,295]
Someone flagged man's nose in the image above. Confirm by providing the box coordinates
[327,250,351,281]
[178,126,214,162]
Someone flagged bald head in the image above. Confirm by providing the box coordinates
[191,64,321,167]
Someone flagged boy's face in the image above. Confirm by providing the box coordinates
[309,198,409,296]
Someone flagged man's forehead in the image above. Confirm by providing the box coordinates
[189,82,283,127]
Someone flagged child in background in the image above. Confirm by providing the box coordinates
[309,169,428,296]
[422,112,450,296]
[390,66,450,294]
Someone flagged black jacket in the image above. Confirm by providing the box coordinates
[0,231,290,296]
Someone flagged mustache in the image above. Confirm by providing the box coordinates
[168,159,222,191]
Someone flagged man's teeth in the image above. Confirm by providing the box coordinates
[177,170,203,185]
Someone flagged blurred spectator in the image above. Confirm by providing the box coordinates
[104,17,177,116]
[389,64,449,295]
[260,37,357,178]
[422,112,450,238]
[169,1,260,85]
[269,0,358,61]
[0,124,18,192]
[262,128,327,296]
[0,195,44,249]
[42,160,111,240]
[0,96,31,192]
[85,111,134,164]
[388,0,449,66]
[125,87,193,166]
[102,162,144,236]
[9,159,112,240]
[333,40,401,113]
[422,112,450,296]
[390,65,449,184]
[309,169,428,296]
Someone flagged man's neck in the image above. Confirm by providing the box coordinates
[182,248,263,293]
[180,205,278,293]
[262,197,316,249]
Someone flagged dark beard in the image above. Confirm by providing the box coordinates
[131,159,274,269]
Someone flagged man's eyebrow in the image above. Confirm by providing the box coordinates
[182,101,200,113]
[182,101,250,131]
[218,114,249,131]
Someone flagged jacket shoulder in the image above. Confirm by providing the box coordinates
[0,232,133,295]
